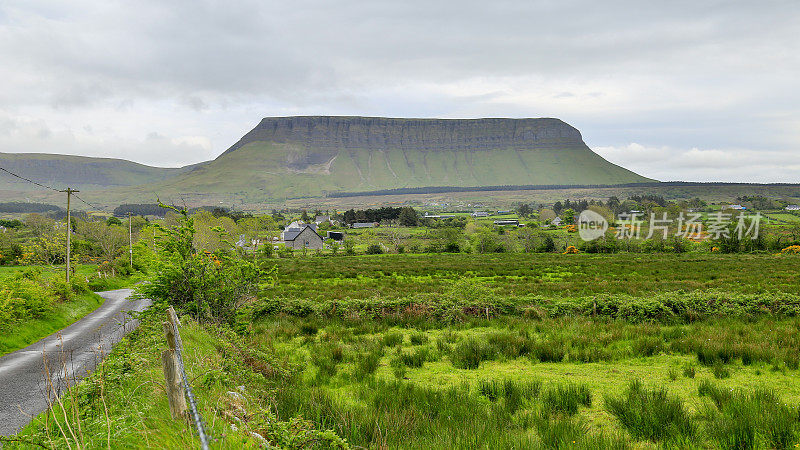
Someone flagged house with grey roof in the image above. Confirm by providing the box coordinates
[282,224,323,250]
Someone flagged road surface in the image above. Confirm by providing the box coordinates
[0,288,151,436]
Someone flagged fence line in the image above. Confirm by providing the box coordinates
[164,307,210,450]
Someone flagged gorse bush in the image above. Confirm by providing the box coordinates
[135,204,277,324]
[604,380,694,443]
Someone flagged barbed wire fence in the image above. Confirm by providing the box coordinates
[162,307,210,449]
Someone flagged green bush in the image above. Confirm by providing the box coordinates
[0,276,56,328]
[365,244,383,255]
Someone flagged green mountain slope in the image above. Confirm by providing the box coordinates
[154,116,652,199]
[0,152,198,192]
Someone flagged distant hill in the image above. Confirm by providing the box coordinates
[0,117,655,207]
[152,116,652,200]
[0,152,198,192]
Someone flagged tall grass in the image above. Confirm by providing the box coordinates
[450,337,495,369]
[604,380,695,443]
[699,381,799,449]
[541,383,592,416]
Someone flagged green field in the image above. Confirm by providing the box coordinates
[11,252,800,449]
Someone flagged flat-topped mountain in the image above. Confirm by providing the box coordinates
[0,116,653,206]
[162,116,651,199]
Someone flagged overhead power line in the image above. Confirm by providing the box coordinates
[0,164,106,211]
[0,166,61,193]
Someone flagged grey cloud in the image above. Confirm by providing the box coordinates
[0,0,797,180]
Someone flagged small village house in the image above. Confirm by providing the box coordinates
[282,224,323,250]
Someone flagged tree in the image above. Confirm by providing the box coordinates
[518,226,537,253]
[398,207,418,226]
[472,227,498,254]
[79,221,127,262]
[516,203,533,218]
[561,209,577,224]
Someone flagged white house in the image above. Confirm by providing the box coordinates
[787,205,800,211]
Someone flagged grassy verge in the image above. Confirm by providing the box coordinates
[6,307,346,449]
[0,292,105,356]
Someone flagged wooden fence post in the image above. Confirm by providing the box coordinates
[162,309,187,419]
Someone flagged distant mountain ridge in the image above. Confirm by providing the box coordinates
[0,152,199,192]
[0,116,654,206]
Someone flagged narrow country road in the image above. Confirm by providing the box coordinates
[0,289,151,436]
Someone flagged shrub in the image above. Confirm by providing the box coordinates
[682,365,696,379]
[604,380,695,443]
[365,244,384,255]
[451,337,495,369]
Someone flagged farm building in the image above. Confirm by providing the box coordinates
[787,205,800,211]
[283,225,323,250]
[724,204,746,210]
[471,211,489,217]
[327,231,345,241]
[352,222,378,228]
[494,219,520,226]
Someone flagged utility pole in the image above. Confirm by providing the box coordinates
[61,188,79,283]
[127,212,133,268]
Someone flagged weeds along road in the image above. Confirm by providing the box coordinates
[0,289,151,436]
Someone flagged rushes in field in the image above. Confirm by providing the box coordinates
[604,379,694,443]
[394,347,429,368]
[699,381,799,449]
[533,413,629,450]
[713,361,730,379]
[382,331,404,347]
[409,331,429,345]
[632,336,663,357]
[487,330,533,359]
[353,349,382,381]
[530,339,566,363]
[478,378,541,414]
[451,337,496,369]
[541,383,592,416]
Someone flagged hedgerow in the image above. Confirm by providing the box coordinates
[251,277,800,323]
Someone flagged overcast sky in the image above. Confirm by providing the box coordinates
[1,0,798,182]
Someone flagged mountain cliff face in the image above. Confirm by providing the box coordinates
[161,116,650,199]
